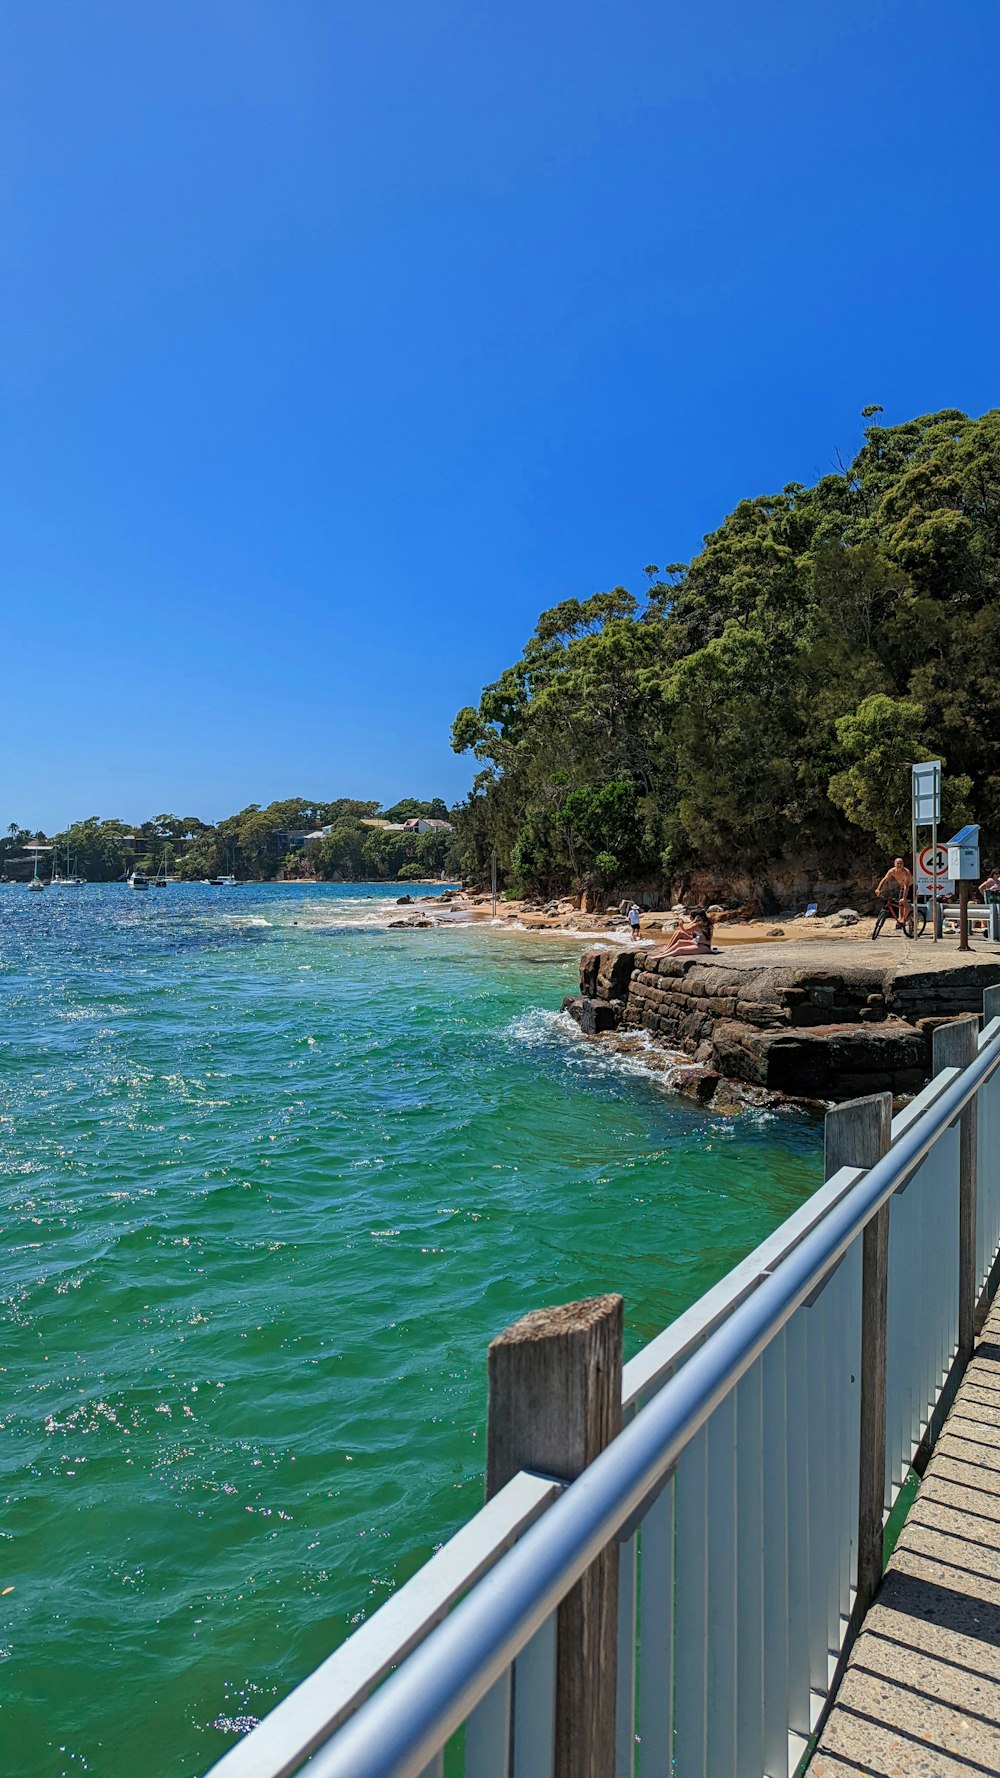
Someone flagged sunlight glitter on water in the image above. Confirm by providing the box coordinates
[0,883,820,1777]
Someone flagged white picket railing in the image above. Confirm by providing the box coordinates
[203,989,1000,1778]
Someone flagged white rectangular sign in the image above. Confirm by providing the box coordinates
[912,760,941,825]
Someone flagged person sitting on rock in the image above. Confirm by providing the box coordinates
[875,857,914,928]
[662,907,713,955]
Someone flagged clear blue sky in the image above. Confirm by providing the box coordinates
[3,1,999,830]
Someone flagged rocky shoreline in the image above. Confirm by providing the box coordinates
[385,888,880,948]
[562,943,1000,1109]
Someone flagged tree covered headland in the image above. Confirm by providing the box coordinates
[2,798,461,884]
[451,408,1000,900]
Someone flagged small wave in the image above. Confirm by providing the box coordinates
[507,1009,677,1084]
[505,1008,710,1098]
[505,1008,579,1048]
[506,1010,795,1125]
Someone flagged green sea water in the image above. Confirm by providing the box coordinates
[0,884,822,1777]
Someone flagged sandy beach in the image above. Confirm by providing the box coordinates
[389,888,890,949]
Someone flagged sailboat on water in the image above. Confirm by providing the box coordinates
[51,842,86,886]
[122,834,150,890]
[207,849,241,886]
[25,845,52,890]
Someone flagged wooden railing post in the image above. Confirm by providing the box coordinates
[933,1016,979,1365]
[825,1093,892,1622]
[487,1294,623,1778]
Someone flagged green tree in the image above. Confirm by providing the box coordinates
[829,695,971,852]
[452,404,1000,897]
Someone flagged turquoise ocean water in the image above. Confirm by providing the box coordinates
[0,884,821,1777]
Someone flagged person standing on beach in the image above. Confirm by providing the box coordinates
[628,902,642,941]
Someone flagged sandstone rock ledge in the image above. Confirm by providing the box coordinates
[563,944,1000,1106]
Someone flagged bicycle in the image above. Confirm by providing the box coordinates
[871,891,927,941]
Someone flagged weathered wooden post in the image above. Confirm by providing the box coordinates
[934,1016,979,1364]
[825,1093,892,1622]
[958,880,972,952]
[487,1294,623,1778]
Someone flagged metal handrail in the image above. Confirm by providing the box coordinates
[294,1025,1000,1778]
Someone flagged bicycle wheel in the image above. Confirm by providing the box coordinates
[871,907,889,940]
[905,904,928,939]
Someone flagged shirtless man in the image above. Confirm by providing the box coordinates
[876,857,914,927]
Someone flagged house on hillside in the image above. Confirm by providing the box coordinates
[401,818,453,833]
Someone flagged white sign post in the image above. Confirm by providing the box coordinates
[911,762,942,941]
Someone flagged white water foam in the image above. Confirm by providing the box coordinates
[505,1008,684,1090]
[505,1007,780,1125]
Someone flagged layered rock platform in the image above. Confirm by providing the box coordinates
[563,941,1000,1105]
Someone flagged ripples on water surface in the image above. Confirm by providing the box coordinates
[0,884,821,1775]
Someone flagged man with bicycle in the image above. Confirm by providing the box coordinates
[876,856,914,928]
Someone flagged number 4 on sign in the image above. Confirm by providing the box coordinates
[918,844,950,890]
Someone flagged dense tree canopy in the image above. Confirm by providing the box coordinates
[451,408,997,895]
[2,797,460,883]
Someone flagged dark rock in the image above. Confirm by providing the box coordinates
[828,1025,926,1072]
[586,946,640,1001]
[579,949,603,998]
[893,1067,929,1092]
[830,1070,893,1095]
[710,1078,747,1114]
[673,1065,721,1104]
[790,1003,839,1027]
[578,996,624,1035]
[396,895,412,905]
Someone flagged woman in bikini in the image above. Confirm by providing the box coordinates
[662,907,713,955]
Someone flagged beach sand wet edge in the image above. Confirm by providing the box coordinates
[381,888,908,952]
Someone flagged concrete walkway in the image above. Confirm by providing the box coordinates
[810,1296,1000,1777]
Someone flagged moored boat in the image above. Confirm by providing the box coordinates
[25,844,51,890]
[51,843,86,886]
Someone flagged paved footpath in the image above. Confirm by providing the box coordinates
[810,1296,1000,1776]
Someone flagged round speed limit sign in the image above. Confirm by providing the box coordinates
[918,844,950,890]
